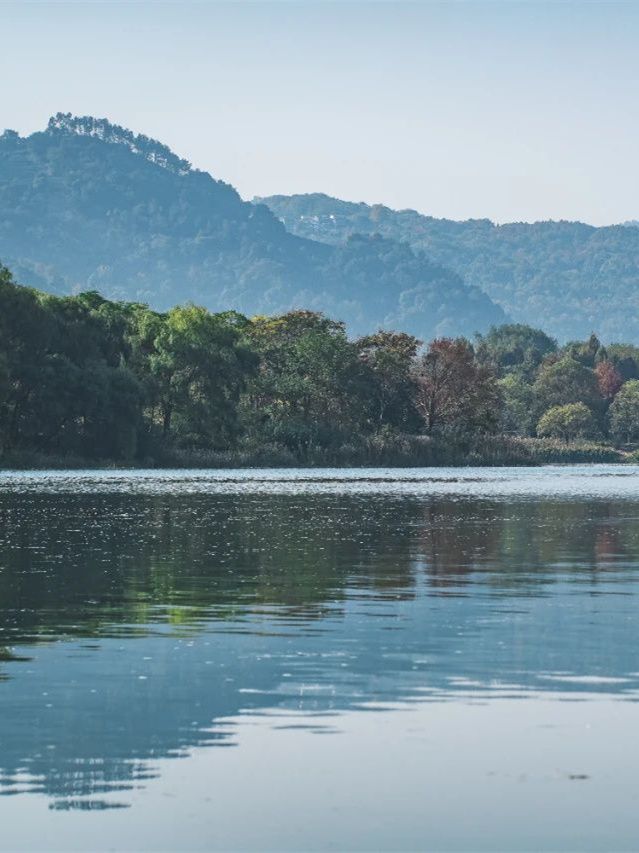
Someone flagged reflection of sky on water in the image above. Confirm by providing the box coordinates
[3,695,639,852]
[0,465,638,839]
[1,464,639,498]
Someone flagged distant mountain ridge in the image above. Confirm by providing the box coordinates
[257,193,639,342]
[0,114,505,339]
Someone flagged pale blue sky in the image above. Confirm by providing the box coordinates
[1,0,638,224]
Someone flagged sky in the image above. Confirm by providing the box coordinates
[1,0,638,225]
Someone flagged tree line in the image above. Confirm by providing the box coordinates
[2,264,639,466]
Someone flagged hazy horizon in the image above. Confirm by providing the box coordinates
[2,0,639,226]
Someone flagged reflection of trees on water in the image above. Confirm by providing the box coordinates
[0,494,423,639]
[0,491,639,806]
[415,499,639,593]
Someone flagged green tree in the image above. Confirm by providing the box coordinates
[608,380,639,443]
[0,266,55,452]
[476,324,557,381]
[148,305,256,447]
[532,356,601,416]
[0,265,259,460]
[498,374,535,436]
[356,330,420,430]
[243,311,369,455]
[537,403,597,442]
[607,344,639,381]
[562,334,604,368]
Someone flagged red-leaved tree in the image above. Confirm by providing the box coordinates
[595,361,623,401]
[412,338,500,436]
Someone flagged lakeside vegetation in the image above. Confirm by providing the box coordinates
[1,263,637,469]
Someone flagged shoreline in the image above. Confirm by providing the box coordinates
[0,437,628,472]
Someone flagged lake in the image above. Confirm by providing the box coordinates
[0,465,638,851]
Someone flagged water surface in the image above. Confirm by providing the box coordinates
[0,466,638,850]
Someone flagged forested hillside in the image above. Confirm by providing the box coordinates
[259,193,639,342]
[0,114,504,339]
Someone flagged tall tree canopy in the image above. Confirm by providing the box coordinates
[476,324,557,381]
[412,339,500,437]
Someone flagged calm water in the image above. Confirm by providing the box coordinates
[1,465,639,851]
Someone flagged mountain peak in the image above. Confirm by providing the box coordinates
[0,116,506,338]
[45,112,192,176]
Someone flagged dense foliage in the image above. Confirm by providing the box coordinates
[2,265,638,467]
[0,114,504,341]
[259,193,639,342]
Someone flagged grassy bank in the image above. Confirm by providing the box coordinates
[0,435,627,471]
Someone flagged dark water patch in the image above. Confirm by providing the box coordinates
[49,799,130,811]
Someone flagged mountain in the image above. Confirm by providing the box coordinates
[0,114,505,339]
[257,193,639,342]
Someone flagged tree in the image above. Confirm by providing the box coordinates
[476,324,557,381]
[595,361,623,402]
[148,305,257,447]
[243,311,369,454]
[607,344,639,381]
[609,380,639,443]
[412,338,500,436]
[0,352,9,454]
[0,263,262,459]
[563,334,604,368]
[356,330,420,430]
[0,266,55,451]
[533,356,601,415]
[537,403,597,442]
[498,374,535,436]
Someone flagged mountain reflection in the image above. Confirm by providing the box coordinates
[1,483,639,806]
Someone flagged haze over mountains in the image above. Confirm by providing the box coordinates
[259,194,639,342]
[1,113,638,342]
[0,114,503,340]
